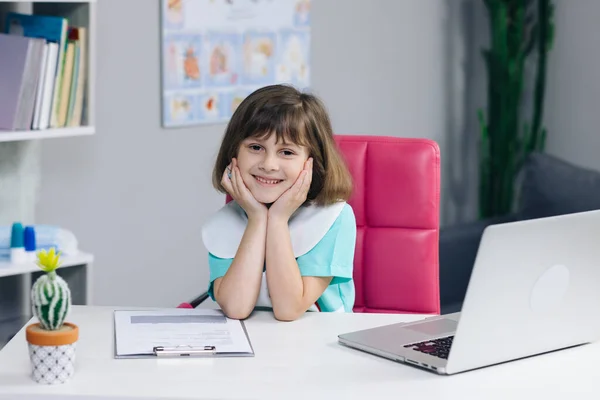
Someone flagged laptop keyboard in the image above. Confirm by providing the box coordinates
[403,336,453,359]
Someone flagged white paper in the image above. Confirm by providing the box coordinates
[114,309,253,357]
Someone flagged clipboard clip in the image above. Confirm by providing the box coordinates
[153,345,216,357]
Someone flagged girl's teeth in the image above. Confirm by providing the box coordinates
[256,176,279,184]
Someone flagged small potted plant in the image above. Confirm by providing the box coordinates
[25,248,78,385]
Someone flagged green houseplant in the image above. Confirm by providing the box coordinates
[478,0,555,218]
[25,248,79,385]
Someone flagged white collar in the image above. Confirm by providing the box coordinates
[201,201,346,259]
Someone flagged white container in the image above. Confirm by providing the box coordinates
[27,342,77,384]
[25,322,79,385]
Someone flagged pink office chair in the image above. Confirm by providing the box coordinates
[179,135,441,314]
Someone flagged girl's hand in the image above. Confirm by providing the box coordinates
[268,158,313,222]
[222,158,268,221]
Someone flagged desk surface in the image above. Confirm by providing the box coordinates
[0,306,598,399]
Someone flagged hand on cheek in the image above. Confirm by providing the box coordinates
[269,158,313,222]
[221,158,267,220]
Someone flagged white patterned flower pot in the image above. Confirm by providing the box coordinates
[25,322,79,385]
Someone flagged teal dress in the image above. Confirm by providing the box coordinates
[207,203,357,313]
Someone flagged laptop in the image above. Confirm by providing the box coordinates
[338,210,600,375]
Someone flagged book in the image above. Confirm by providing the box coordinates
[31,42,49,130]
[56,40,75,127]
[67,26,87,127]
[0,33,45,131]
[36,42,59,130]
[5,12,68,129]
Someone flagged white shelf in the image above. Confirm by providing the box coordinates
[0,0,97,139]
[0,251,94,278]
[0,0,97,334]
[0,126,95,142]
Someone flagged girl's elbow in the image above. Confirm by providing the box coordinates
[273,307,304,322]
[216,299,253,320]
[225,310,252,320]
[221,306,252,320]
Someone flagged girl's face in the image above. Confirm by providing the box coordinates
[236,133,309,204]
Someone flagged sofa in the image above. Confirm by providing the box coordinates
[439,152,600,314]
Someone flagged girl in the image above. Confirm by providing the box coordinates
[201,84,356,321]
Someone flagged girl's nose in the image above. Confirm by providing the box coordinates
[259,153,279,171]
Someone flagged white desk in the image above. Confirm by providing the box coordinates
[0,306,598,399]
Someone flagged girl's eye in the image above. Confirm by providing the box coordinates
[249,144,262,151]
[281,150,295,156]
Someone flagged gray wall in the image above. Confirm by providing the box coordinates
[0,141,39,225]
[544,0,600,170]
[34,0,449,307]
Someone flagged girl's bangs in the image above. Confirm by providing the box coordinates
[245,105,308,146]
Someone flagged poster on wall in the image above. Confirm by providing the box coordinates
[160,0,311,128]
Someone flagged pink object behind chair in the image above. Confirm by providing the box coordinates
[335,135,440,314]
[180,135,441,314]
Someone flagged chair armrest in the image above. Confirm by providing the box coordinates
[439,214,519,314]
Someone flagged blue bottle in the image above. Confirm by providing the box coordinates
[24,226,36,262]
[10,222,26,264]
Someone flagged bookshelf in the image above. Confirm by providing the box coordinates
[0,0,96,142]
[0,0,97,348]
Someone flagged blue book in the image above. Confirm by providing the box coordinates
[5,12,66,43]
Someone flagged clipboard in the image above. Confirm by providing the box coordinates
[112,309,255,359]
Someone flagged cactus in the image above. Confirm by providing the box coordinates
[31,248,71,330]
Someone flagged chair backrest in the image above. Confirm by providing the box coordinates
[225,135,441,314]
[335,135,440,314]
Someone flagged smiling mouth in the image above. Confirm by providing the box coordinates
[253,175,283,185]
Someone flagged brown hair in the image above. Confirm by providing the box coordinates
[212,84,352,205]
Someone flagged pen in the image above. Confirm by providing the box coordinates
[153,345,216,357]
